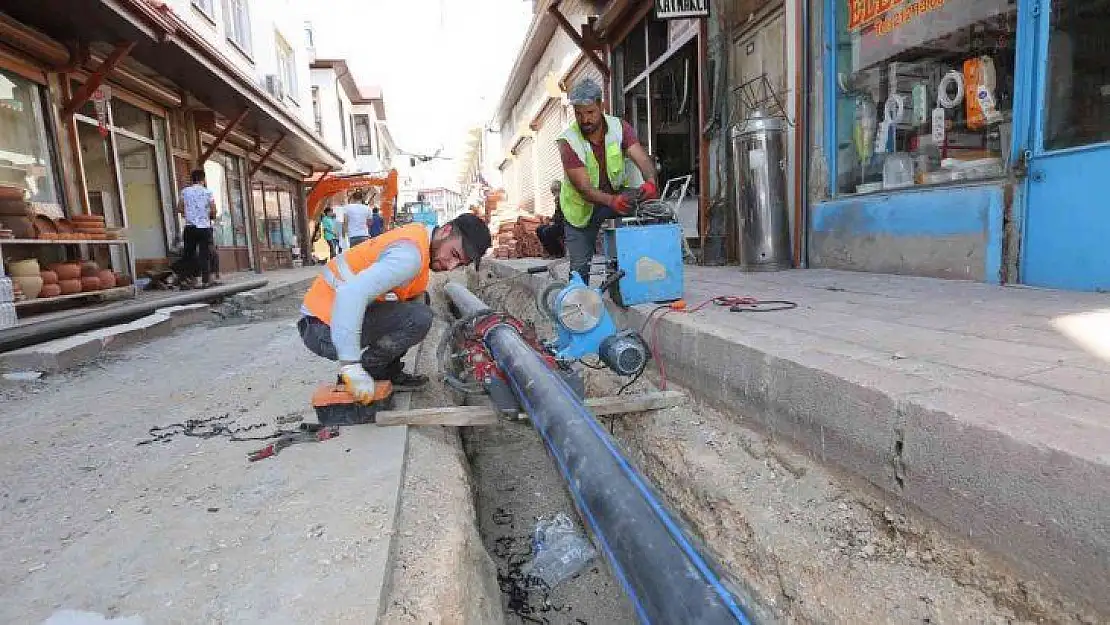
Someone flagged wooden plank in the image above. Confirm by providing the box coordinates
[376,390,685,427]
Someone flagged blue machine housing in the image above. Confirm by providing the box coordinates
[550,274,618,361]
[602,222,685,307]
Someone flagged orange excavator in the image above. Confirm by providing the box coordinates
[306,169,399,225]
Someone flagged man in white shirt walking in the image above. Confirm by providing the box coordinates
[341,189,372,249]
[175,169,218,288]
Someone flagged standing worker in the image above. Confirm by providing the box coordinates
[342,189,372,248]
[298,213,492,404]
[315,207,341,258]
[369,206,385,238]
[175,169,217,288]
[556,77,658,285]
[536,180,566,258]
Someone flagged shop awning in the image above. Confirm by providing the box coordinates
[3,0,345,171]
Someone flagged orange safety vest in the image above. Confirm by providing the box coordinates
[302,223,431,325]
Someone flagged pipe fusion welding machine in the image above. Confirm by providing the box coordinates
[600,176,691,308]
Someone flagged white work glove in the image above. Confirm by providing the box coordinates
[339,363,380,405]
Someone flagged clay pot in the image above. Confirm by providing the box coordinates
[39,270,58,284]
[8,259,40,278]
[80,261,100,277]
[115,273,133,287]
[80,276,101,292]
[0,200,31,217]
[49,263,81,281]
[96,270,116,289]
[58,278,82,295]
[5,216,35,239]
[39,283,61,298]
[12,275,43,300]
[0,185,25,201]
[32,215,58,238]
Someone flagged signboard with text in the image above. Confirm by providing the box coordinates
[848,0,903,31]
[655,0,710,20]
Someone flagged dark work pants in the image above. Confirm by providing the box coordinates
[326,238,341,259]
[349,235,369,248]
[536,223,565,258]
[564,204,618,285]
[182,225,213,283]
[298,300,433,380]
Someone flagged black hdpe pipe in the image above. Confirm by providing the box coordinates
[444,282,758,625]
[0,279,267,353]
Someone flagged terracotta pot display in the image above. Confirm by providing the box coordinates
[12,276,43,300]
[39,283,61,298]
[5,216,34,239]
[58,279,82,295]
[8,259,40,277]
[49,263,81,281]
[0,185,25,201]
[80,261,100,277]
[80,276,101,292]
[39,270,58,284]
[96,270,116,289]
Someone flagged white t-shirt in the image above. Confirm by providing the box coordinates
[342,202,371,238]
[181,184,214,228]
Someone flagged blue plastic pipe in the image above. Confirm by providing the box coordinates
[444,282,759,625]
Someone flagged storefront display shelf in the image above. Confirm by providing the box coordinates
[13,285,135,309]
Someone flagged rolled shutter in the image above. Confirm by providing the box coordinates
[536,102,568,217]
[517,137,535,214]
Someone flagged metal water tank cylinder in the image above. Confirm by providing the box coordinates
[730,111,792,271]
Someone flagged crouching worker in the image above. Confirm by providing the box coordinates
[298,213,492,403]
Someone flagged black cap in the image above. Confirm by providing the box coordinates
[448,213,491,270]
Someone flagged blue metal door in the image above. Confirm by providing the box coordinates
[1021,0,1110,290]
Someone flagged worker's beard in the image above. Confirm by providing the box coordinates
[578,121,598,135]
[428,238,445,272]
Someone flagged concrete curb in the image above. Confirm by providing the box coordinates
[0,305,213,373]
[485,260,1110,616]
[227,275,317,308]
[0,275,318,375]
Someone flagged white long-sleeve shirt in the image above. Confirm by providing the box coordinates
[303,225,432,362]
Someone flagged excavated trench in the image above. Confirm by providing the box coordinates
[449,271,1094,625]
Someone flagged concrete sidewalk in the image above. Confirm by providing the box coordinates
[490,260,1110,616]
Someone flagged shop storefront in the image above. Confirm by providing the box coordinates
[0,52,140,323]
[609,11,703,240]
[203,151,253,273]
[70,79,176,277]
[809,0,1110,290]
[250,169,302,271]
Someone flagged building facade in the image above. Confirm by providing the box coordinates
[0,0,344,321]
[493,0,1108,292]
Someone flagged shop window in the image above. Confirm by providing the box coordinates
[1043,0,1110,151]
[649,42,699,186]
[0,70,62,209]
[224,0,252,55]
[622,22,647,82]
[647,18,670,64]
[111,98,153,139]
[833,0,1018,195]
[223,155,248,247]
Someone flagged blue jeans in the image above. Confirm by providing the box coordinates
[564,204,618,285]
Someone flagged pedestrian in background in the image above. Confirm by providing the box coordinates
[370,206,385,238]
[319,207,341,258]
[537,180,566,258]
[175,169,217,288]
[342,190,372,248]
